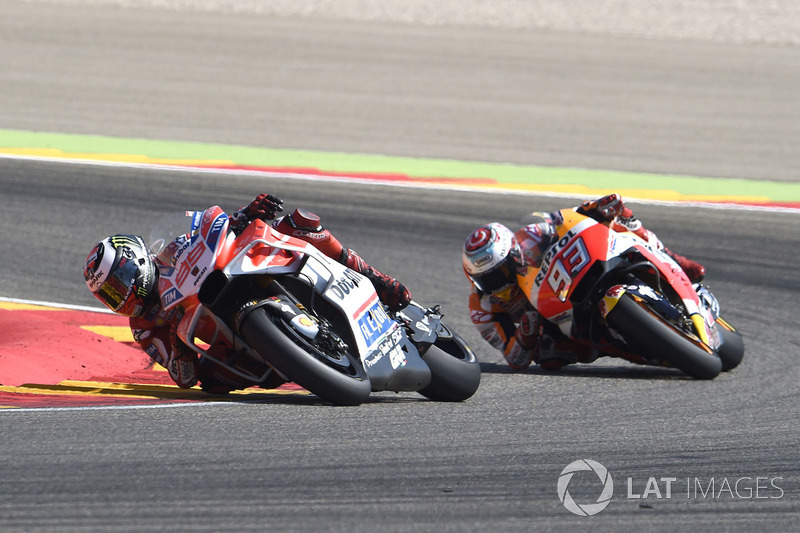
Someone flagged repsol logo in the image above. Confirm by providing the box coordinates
[535,229,576,286]
[329,269,362,299]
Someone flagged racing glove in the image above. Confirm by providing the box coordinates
[578,193,627,222]
[503,311,541,370]
[230,193,284,234]
[246,193,284,221]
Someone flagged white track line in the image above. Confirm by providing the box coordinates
[2,152,798,214]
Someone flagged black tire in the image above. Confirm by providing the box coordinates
[239,308,371,406]
[417,328,481,402]
[606,294,722,379]
[716,319,744,372]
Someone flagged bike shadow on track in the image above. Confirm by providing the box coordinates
[1,366,702,409]
[0,381,442,408]
[478,361,696,380]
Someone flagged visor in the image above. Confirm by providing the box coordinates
[473,258,516,295]
[94,255,139,312]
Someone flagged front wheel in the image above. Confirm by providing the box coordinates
[605,294,722,379]
[239,308,371,406]
[715,318,744,371]
[417,327,481,402]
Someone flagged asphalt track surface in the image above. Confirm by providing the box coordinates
[1,2,799,532]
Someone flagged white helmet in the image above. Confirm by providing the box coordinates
[84,234,157,317]
[462,223,523,295]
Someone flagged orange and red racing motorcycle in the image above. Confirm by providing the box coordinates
[517,209,744,379]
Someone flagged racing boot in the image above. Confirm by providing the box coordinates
[663,248,706,283]
[342,248,412,311]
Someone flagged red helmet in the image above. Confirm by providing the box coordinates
[84,234,156,317]
[462,223,523,296]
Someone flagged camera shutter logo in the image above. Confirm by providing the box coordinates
[557,459,614,516]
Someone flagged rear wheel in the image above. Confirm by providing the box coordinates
[239,308,371,405]
[418,327,481,402]
[605,294,722,379]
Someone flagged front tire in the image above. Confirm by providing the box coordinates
[239,308,371,406]
[606,294,722,379]
[417,328,481,402]
[715,318,744,371]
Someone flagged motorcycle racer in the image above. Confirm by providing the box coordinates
[83,193,411,392]
[462,193,708,371]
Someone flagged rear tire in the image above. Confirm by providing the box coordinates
[239,308,371,406]
[418,328,481,402]
[606,294,722,379]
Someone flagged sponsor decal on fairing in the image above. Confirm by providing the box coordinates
[204,213,228,250]
[362,328,406,369]
[329,269,362,300]
[289,314,319,339]
[161,287,183,307]
[356,301,393,346]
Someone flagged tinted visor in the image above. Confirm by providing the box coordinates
[95,255,139,312]
[473,257,516,294]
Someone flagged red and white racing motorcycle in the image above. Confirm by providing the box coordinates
[517,209,744,378]
[149,206,481,405]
